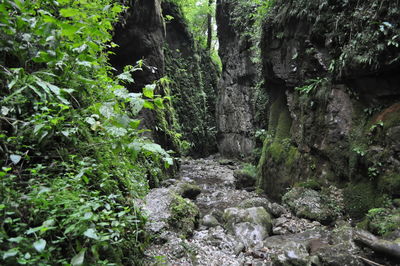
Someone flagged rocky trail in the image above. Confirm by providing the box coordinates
[142,157,400,265]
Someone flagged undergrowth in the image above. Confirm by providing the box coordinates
[0,0,172,264]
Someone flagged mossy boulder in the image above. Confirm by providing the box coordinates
[143,188,199,237]
[234,163,257,189]
[223,207,272,235]
[223,207,273,247]
[282,187,337,224]
[168,193,200,237]
[175,182,202,200]
[257,137,302,200]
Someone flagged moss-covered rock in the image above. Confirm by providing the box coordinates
[343,182,385,220]
[256,137,302,200]
[234,163,257,189]
[168,193,200,237]
[223,207,272,234]
[175,182,202,200]
[282,187,338,224]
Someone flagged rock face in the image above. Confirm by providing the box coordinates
[110,0,219,157]
[257,0,400,203]
[215,0,258,158]
[110,0,165,90]
[162,2,219,156]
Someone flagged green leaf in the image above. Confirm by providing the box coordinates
[47,83,60,96]
[142,143,165,155]
[60,23,79,37]
[154,98,164,108]
[99,103,114,119]
[10,154,21,165]
[26,226,42,235]
[130,119,141,129]
[143,101,154,110]
[33,239,46,252]
[60,8,81,18]
[3,249,18,260]
[71,249,86,266]
[8,236,24,243]
[8,79,17,90]
[1,106,10,116]
[165,157,173,166]
[143,84,156,98]
[83,228,99,240]
[117,72,134,83]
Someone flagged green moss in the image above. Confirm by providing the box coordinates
[356,218,369,230]
[268,97,284,133]
[164,45,218,156]
[286,146,300,168]
[240,163,257,179]
[256,136,301,200]
[343,182,385,220]
[267,141,285,162]
[378,173,400,197]
[275,108,292,139]
[168,193,199,237]
[295,179,322,191]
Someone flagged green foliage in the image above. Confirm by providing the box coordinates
[295,78,328,95]
[366,206,400,236]
[170,0,216,46]
[0,0,172,264]
[378,173,400,197]
[240,163,257,179]
[343,182,385,220]
[231,0,274,63]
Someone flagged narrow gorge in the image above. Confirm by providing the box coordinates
[1,0,399,265]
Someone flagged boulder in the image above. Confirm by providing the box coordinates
[223,207,272,247]
[233,169,256,189]
[202,214,219,228]
[282,187,336,224]
[238,197,288,217]
[174,182,201,200]
[143,188,199,236]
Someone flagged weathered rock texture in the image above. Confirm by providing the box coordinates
[110,0,219,156]
[257,0,400,203]
[163,2,219,155]
[110,0,165,90]
[216,0,258,158]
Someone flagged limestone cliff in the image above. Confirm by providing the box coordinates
[257,0,400,205]
[216,0,259,158]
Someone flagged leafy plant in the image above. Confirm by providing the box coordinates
[0,0,173,264]
[295,77,327,95]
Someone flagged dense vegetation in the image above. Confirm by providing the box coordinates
[1,0,399,264]
[0,0,172,264]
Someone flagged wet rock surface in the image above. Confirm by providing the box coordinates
[143,157,398,265]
